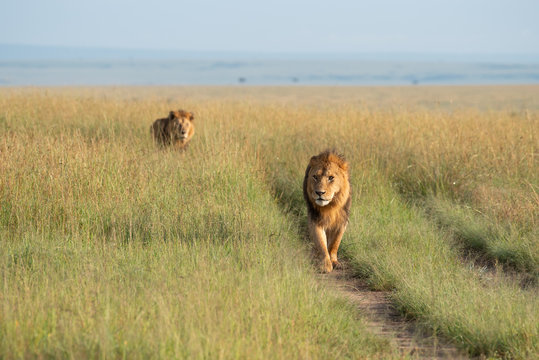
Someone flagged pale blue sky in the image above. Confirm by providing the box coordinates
[1,0,538,53]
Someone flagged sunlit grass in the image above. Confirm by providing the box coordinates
[424,196,538,277]
[0,90,394,359]
[1,85,538,359]
[226,87,538,359]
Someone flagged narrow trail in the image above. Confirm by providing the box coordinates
[459,250,537,290]
[267,168,467,358]
[320,264,467,359]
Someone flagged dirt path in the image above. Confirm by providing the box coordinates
[320,265,467,359]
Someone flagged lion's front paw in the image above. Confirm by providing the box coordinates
[331,259,342,270]
[321,257,333,273]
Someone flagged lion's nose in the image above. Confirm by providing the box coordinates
[315,191,326,196]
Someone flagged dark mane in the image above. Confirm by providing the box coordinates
[303,164,321,222]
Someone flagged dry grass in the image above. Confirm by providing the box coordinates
[0,89,395,359]
[1,85,538,359]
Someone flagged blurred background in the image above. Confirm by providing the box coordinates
[1,0,538,86]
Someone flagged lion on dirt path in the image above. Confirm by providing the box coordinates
[303,150,351,273]
[151,110,195,150]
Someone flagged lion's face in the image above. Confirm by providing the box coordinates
[307,158,348,207]
[168,111,194,142]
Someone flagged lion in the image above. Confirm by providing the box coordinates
[151,110,195,150]
[303,150,351,273]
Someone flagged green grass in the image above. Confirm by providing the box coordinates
[344,176,538,359]
[0,92,394,359]
[258,135,538,359]
[236,92,538,359]
[1,86,538,359]
[424,196,538,277]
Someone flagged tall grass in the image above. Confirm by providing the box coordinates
[0,90,394,359]
[1,86,538,359]
[344,177,538,359]
[222,89,538,359]
[424,196,538,277]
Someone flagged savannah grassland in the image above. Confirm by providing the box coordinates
[0,86,538,359]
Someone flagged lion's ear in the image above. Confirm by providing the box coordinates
[188,112,194,121]
[308,155,319,167]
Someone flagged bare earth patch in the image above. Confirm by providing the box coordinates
[321,266,467,359]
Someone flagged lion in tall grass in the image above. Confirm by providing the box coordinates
[303,150,351,273]
[151,110,195,150]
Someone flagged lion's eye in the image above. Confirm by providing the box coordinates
[328,176,334,181]
[312,175,318,181]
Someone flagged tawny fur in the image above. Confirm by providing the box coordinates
[303,150,351,273]
[151,110,195,150]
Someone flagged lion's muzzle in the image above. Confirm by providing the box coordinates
[313,191,332,206]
